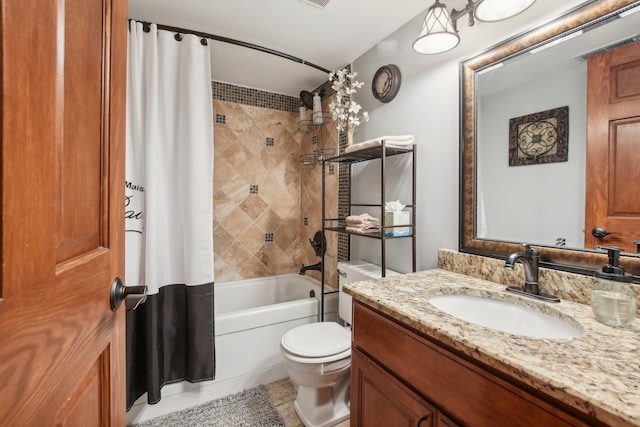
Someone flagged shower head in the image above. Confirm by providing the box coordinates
[300,90,314,109]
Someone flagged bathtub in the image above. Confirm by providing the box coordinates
[214,274,338,383]
[216,273,337,334]
[127,274,337,424]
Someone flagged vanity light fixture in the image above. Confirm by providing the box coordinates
[413,0,537,54]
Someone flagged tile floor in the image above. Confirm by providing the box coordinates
[264,378,350,427]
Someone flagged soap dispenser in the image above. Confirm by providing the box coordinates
[591,246,636,327]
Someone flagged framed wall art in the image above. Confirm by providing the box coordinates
[508,106,568,166]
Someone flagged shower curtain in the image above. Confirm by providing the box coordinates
[125,21,215,410]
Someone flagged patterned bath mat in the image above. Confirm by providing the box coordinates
[130,385,286,427]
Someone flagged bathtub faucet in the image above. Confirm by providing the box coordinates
[299,261,322,275]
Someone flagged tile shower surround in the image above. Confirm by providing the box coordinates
[212,81,344,287]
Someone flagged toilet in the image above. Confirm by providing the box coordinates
[280,260,398,427]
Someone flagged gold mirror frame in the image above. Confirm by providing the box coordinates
[460,0,640,276]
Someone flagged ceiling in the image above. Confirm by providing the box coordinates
[127,0,598,98]
[128,0,429,96]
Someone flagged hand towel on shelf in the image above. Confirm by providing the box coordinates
[345,135,415,154]
[345,226,379,234]
[345,213,379,226]
[345,213,380,233]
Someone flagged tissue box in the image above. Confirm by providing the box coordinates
[384,211,411,237]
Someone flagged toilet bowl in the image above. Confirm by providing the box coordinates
[280,260,398,427]
[281,322,351,427]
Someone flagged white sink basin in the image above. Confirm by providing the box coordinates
[428,294,582,339]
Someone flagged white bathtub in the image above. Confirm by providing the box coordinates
[216,273,337,334]
[127,274,337,424]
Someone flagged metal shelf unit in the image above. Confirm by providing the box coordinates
[319,142,417,319]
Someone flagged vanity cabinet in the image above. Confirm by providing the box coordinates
[351,301,603,427]
[352,348,460,426]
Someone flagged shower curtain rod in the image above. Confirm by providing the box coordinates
[133,20,331,74]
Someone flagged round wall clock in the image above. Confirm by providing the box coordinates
[372,64,401,103]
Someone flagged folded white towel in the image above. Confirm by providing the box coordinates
[345,226,380,234]
[345,135,415,154]
[345,213,379,226]
[345,213,380,234]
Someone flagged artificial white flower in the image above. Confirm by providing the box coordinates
[328,67,369,133]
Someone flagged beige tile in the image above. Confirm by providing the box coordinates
[224,241,255,271]
[256,207,283,232]
[214,99,340,282]
[275,400,304,427]
[213,154,236,184]
[223,141,255,174]
[224,104,254,136]
[218,207,251,239]
[264,378,297,406]
[239,223,269,254]
[238,252,269,279]
[270,190,299,222]
[276,222,300,253]
[260,142,288,171]
[239,195,269,221]
[264,378,350,427]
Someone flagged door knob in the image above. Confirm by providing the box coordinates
[110,277,147,311]
[592,227,620,239]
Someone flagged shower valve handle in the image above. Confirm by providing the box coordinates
[110,276,148,311]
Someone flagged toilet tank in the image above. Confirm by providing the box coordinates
[337,260,399,324]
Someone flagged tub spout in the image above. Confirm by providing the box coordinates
[299,261,322,275]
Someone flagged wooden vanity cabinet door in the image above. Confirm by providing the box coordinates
[351,348,442,427]
[352,302,596,427]
[436,413,461,427]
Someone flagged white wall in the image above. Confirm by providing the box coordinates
[349,0,586,272]
[478,67,586,247]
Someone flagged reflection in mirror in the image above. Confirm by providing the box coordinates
[476,4,640,249]
[460,0,640,276]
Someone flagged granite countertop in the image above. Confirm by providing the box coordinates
[344,268,640,427]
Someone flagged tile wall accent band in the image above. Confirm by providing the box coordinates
[212,81,301,112]
[211,79,336,114]
[338,128,350,262]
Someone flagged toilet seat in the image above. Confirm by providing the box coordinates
[281,322,351,363]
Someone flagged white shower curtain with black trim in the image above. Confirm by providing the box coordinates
[125,20,215,410]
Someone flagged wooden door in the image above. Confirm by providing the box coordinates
[351,348,437,427]
[585,41,640,253]
[0,0,127,425]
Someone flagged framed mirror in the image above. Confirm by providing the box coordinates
[460,0,640,276]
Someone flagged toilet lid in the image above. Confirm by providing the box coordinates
[281,322,351,358]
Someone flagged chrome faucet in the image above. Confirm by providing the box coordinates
[504,244,560,302]
[299,261,322,275]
